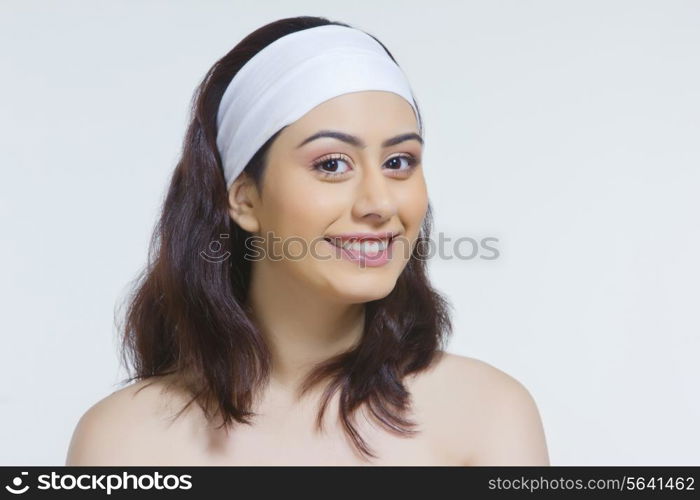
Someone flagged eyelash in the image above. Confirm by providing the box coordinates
[310,153,419,179]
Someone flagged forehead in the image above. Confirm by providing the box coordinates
[278,90,420,146]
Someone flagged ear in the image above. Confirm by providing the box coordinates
[227,174,260,233]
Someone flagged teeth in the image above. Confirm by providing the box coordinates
[329,238,390,254]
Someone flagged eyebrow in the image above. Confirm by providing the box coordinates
[296,130,423,149]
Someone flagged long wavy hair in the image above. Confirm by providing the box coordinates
[117,15,453,461]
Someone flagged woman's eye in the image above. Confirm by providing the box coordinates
[384,154,418,172]
[311,154,352,178]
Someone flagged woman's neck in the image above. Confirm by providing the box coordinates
[246,260,365,392]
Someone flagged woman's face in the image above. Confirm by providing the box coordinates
[231,90,428,303]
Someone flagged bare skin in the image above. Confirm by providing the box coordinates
[66,91,549,465]
[65,351,549,466]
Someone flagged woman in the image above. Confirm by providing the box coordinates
[66,15,549,466]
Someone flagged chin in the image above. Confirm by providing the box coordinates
[326,276,397,304]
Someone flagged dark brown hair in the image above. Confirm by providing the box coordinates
[117,15,453,462]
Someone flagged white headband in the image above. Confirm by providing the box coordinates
[216,24,423,190]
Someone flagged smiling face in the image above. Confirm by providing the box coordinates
[228,90,428,304]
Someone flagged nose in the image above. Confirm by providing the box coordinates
[351,162,398,222]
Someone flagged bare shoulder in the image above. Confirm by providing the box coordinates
[408,351,550,465]
[65,375,195,466]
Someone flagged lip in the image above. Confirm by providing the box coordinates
[324,234,398,267]
[323,231,401,244]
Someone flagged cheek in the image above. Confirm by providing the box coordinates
[397,181,428,225]
[290,168,347,209]
[265,176,343,239]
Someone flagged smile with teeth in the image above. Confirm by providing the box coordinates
[326,237,391,256]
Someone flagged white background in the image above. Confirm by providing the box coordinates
[1,0,698,465]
